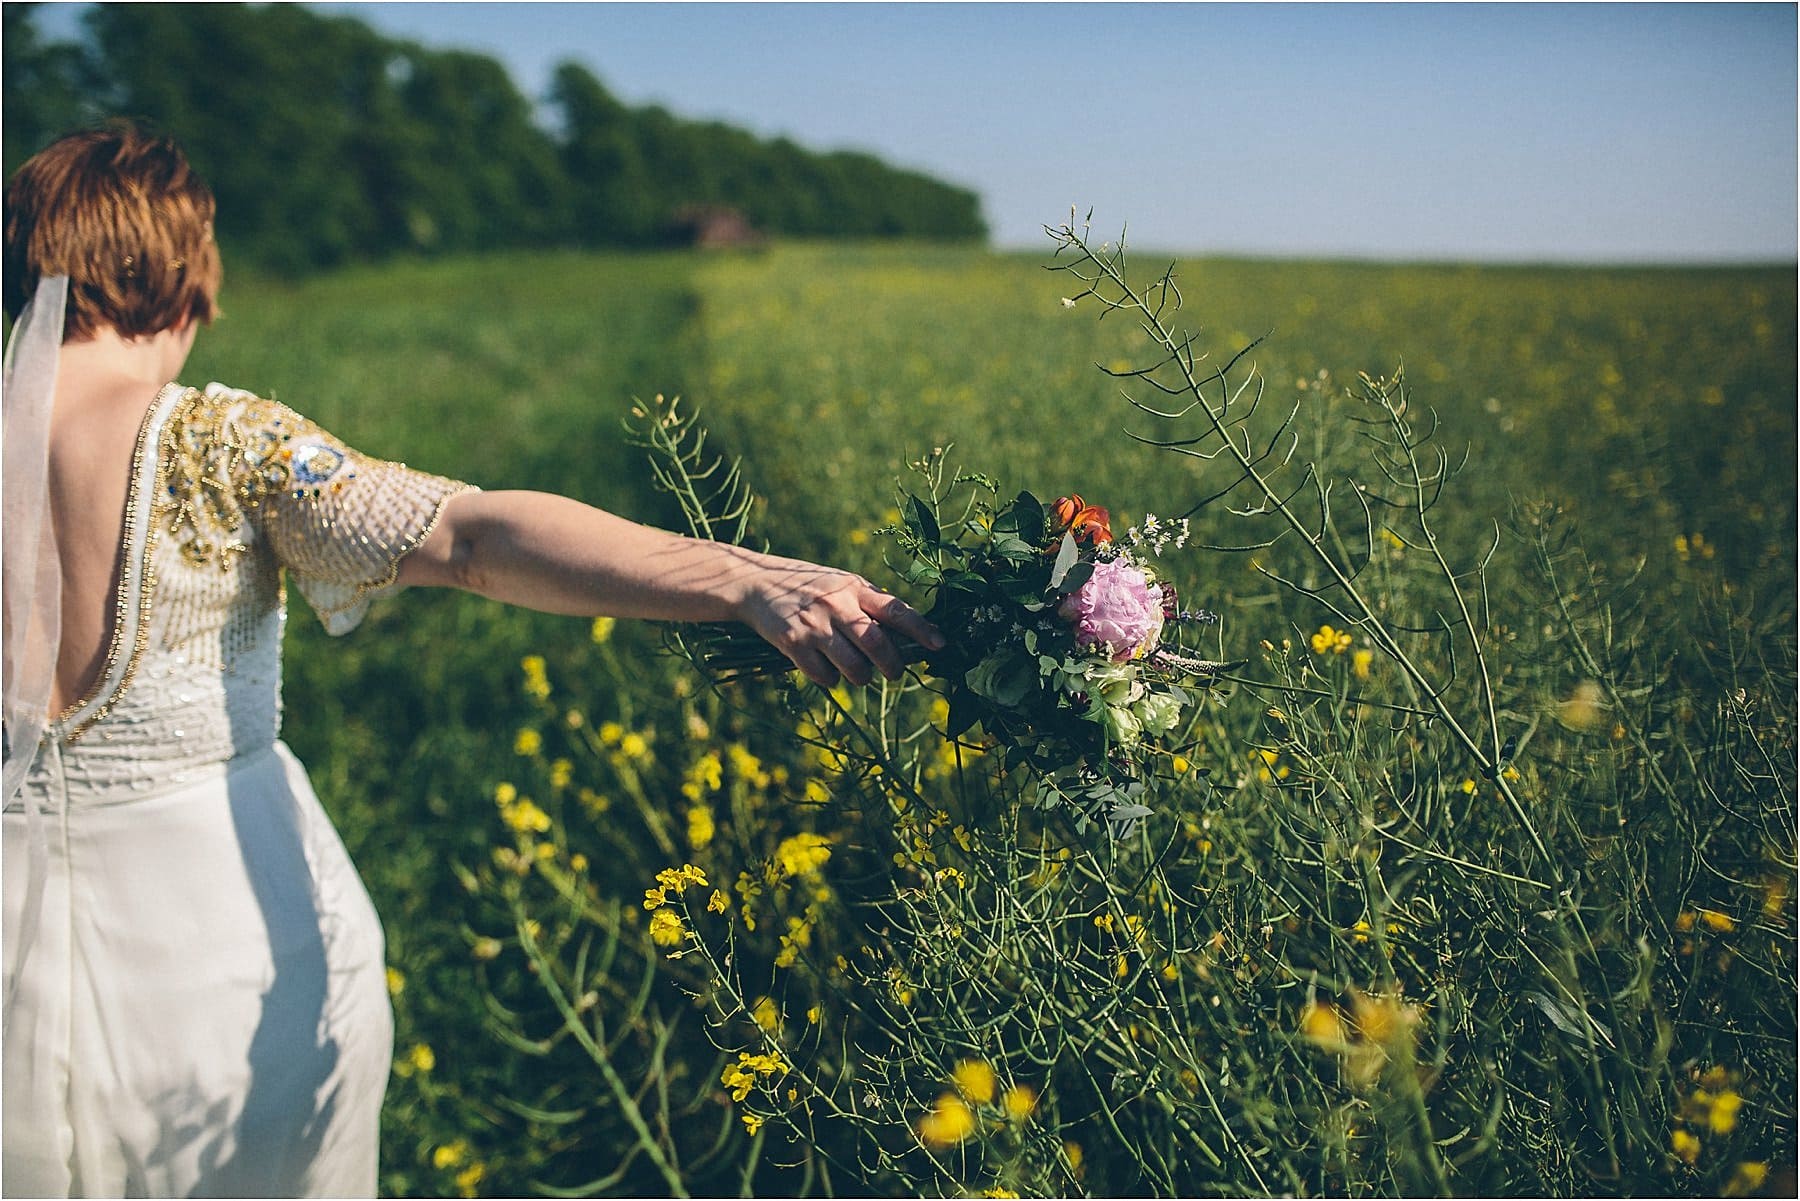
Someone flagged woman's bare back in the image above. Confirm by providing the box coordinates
[44,326,194,716]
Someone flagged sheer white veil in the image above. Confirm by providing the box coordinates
[2,273,66,803]
[2,273,66,1019]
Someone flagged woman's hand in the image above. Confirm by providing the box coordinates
[732,556,944,688]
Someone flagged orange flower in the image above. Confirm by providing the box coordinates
[1049,494,1112,544]
[1050,494,1086,532]
[1072,505,1112,544]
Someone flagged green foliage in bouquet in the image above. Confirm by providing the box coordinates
[884,456,1236,833]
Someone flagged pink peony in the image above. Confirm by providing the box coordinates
[1058,557,1164,661]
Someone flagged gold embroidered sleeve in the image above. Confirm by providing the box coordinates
[230,397,475,635]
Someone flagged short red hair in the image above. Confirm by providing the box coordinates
[4,122,222,341]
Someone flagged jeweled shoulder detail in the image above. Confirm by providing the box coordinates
[159,388,359,568]
[235,395,358,500]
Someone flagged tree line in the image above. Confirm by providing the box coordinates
[3,3,987,274]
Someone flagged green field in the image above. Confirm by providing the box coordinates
[186,240,1795,1197]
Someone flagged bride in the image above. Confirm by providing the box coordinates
[1,122,941,1197]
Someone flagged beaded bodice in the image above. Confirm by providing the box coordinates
[20,382,471,799]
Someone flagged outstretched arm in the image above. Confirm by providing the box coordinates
[397,489,942,687]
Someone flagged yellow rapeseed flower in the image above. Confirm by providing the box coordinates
[1300,1000,1348,1049]
[752,995,781,1034]
[1352,648,1374,679]
[687,750,724,793]
[454,1162,485,1198]
[471,937,502,961]
[952,1058,997,1105]
[385,965,406,997]
[707,889,729,914]
[648,908,688,947]
[687,803,716,851]
[493,781,517,806]
[720,1050,787,1101]
[1001,1084,1037,1121]
[1709,1089,1743,1136]
[1698,908,1736,933]
[917,1093,976,1147]
[741,1112,765,1135]
[432,1140,467,1170]
[520,655,550,701]
[775,832,832,878]
[502,798,551,834]
[1310,624,1352,655]
[591,616,615,644]
[1670,1128,1701,1165]
[514,728,542,757]
[1350,989,1419,1046]
[619,731,650,761]
[549,758,573,789]
[1724,1162,1768,1196]
[727,743,769,788]
[408,1042,436,1073]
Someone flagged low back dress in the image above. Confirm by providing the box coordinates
[2,381,472,1197]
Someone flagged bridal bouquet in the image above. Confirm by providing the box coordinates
[639,397,1233,834]
[887,464,1232,831]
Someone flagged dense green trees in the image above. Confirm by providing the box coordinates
[3,3,985,272]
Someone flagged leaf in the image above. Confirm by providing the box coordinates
[1057,561,1094,596]
[992,535,1036,563]
[990,656,1036,707]
[906,493,940,544]
[904,558,942,585]
[1048,530,1079,590]
[994,490,1044,542]
[1528,991,1615,1047]
[946,689,982,738]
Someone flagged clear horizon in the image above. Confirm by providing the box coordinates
[32,1,1800,264]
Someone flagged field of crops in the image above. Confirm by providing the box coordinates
[185,236,1795,1197]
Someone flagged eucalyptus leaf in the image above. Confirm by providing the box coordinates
[1048,530,1079,590]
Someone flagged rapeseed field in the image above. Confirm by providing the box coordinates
[187,240,1793,1197]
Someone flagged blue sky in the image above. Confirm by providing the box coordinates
[39,2,1800,261]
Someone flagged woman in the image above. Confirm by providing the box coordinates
[1,123,941,1197]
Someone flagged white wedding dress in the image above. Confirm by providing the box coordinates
[2,382,471,1197]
